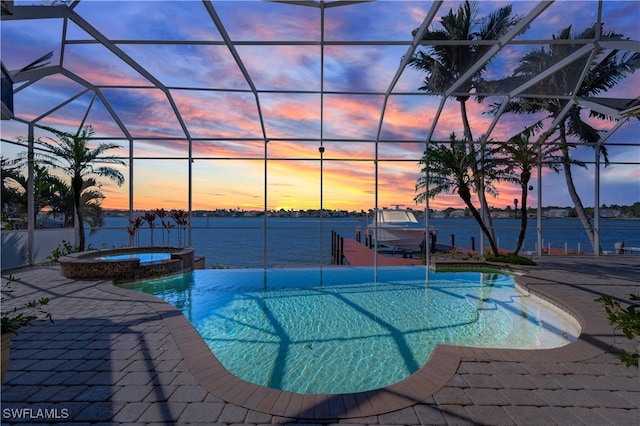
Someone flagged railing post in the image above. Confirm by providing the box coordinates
[331,231,336,264]
[330,231,334,264]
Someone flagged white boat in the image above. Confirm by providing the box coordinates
[366,207,438,252]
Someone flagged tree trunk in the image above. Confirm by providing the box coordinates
[459,99,496,243]
[458,184,500,256]
[72,176,85,251]
[559,126,597,253]
[513,171,530,255]
[459,97,474,144]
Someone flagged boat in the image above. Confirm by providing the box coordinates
[366,207,438,252]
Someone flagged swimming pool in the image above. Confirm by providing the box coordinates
[120,266,581,394]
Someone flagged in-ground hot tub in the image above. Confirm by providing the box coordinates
[59,246,198,283]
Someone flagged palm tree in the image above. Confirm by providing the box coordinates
[162,220,175,246]
[2,164,54,225]
[495,24,640,253]
[170,209,191,246]
[494,124,562,255]
[143,211,157,245]
[128,216,143,247]
[48,177,106,232]
[156,208,168,245]
[1,157,22,218]
[2,157,107,230]
[409,1,523,241]
[45,173,75,227]
[416,133,500,256]
[27,125,125,251]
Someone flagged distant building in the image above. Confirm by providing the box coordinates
[600,209,622,218]
[543,208,570,218]
[492,210,512,219]
[448,209,466,218]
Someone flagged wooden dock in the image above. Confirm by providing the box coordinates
[340,238,423,266]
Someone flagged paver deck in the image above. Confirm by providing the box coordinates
[1,256,638,425]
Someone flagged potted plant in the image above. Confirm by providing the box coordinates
[1,275,53,383]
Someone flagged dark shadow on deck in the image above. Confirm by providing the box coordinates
[1,315,176,424]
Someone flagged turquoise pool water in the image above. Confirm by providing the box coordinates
[120,266,581,394]
[98,252,171,263]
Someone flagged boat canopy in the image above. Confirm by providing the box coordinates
[377,210,419,224]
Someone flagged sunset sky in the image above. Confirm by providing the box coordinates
[1,0,639,212]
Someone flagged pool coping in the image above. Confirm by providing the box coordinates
[99,263,613,420]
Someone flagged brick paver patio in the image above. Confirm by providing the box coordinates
[1,256,638,425]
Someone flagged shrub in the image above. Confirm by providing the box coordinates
[1,275,53,335]
[595,293,640,367]
[485,253,537,266]
[47,240,76,262]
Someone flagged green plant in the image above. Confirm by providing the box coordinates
[595,293,640,367]
[23,125,125,251]
[1,275,53,335]
[469,252,484,261]
[485,253,537,266]
[4,275,18,285]
[47,240,77,262]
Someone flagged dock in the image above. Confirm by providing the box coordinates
[338,237,423,266]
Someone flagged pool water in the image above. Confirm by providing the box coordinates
[98,252,171,263]
[120,266,581,394]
